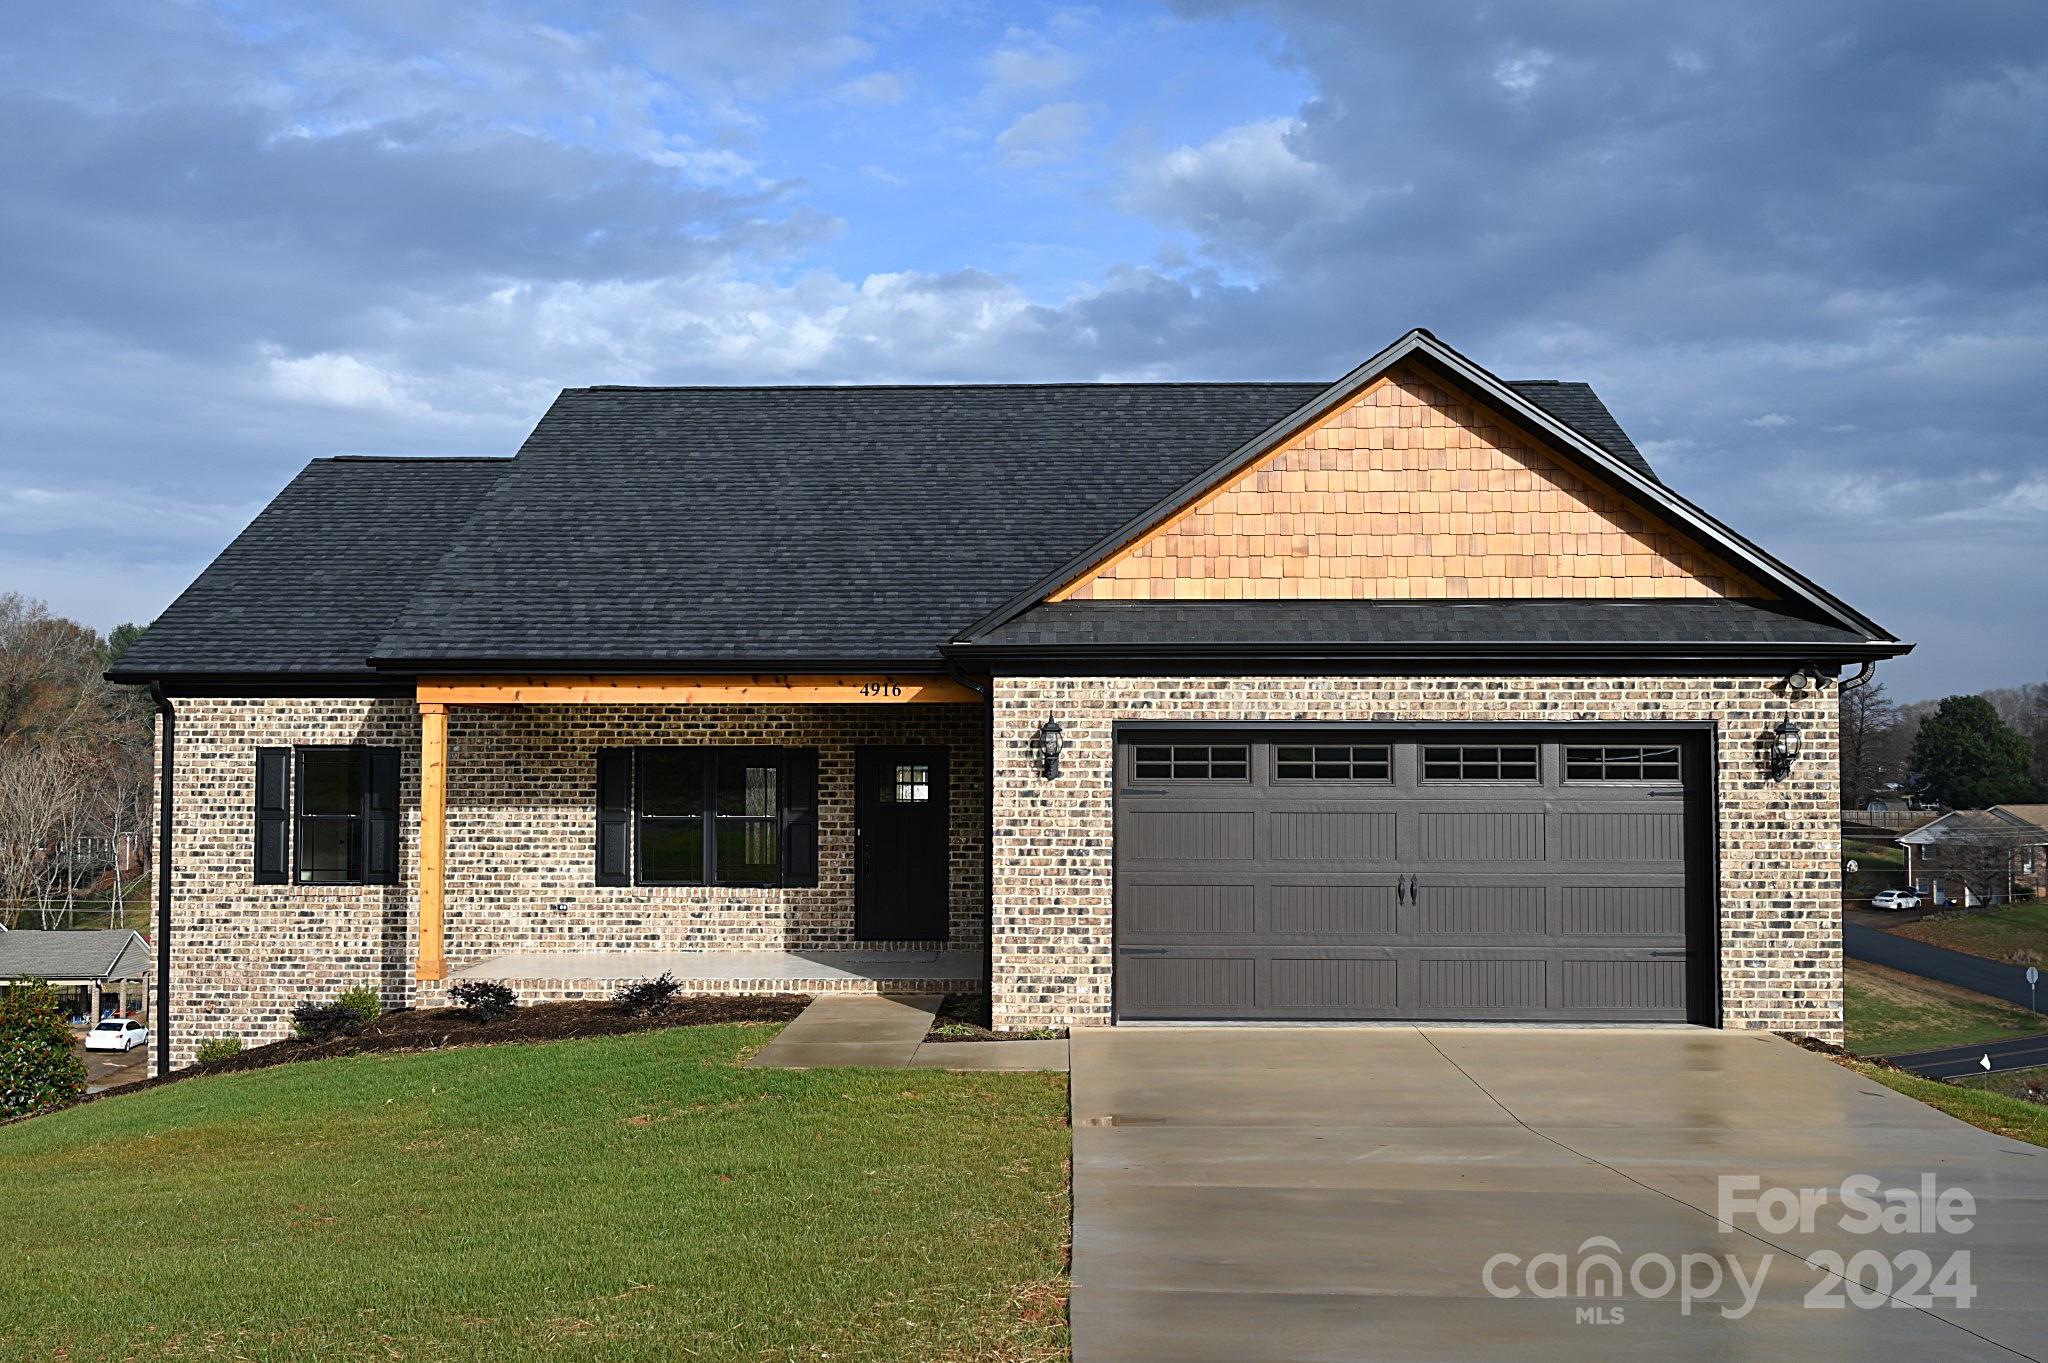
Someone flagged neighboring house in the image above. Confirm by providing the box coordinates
[0,929,154,1026]
[108,329,1907,1069]
[1897,807,2048,907]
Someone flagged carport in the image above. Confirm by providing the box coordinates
[0,929,153,1025]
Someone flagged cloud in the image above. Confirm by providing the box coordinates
[1491,48,1554,98]
[983,35,1081,94]
[1745,412,1792,427]
[836,71,907,105]
[995,101,1092,167]
[265,351,423,414]
[1122,118,1350,258]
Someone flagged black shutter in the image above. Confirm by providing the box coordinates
[362,747,400,885]
[254,747,290,883]
[595,748,632,885]
[780,747,819,887]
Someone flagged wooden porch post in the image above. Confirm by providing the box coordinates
[417,702,448,982]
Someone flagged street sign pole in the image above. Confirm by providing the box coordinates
[2028,965,2040,1014]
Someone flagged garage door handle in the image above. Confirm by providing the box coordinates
[1648,949,1687,957]
[1407,875,1421,906]
[1122,948,1169,957]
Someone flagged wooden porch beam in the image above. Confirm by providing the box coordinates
[416,701,448,982]
[416,674,985,706]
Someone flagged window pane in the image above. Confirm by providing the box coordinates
[888,763,931,803]
[1133,744,1249,780]
[1564,746,1682,781]
[716,819,779,884]
[716,753,779,816]
[1422,745,1540,781]
[640,818,704,882]
[300,750,360,816]
[297,818,357,883]
[640,750,706,816]
[1276,744,1389,781]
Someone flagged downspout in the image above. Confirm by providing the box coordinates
[1838,661,1876,692]
[148,684,174,1077]
[948,662,997,1022]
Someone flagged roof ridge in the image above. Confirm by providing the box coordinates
[573,380,1333,393]
[319,455,512,464]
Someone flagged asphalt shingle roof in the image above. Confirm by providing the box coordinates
[368,379,1657,669]
[108,458,509,680]
[0,929,152,981]
[966,599,1873,651]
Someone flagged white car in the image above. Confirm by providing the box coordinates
[1870,889,1922,911]
[83,1018,149,1052]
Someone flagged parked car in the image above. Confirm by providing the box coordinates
[1870,889,1922,911]
[83,1018,149,1052]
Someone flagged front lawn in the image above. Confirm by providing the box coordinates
[1891,899,2048,966]
[1843,959,2045,1056]
[1843,839,1907,899]
[0,1023,1071,1362]
[1853,1062,2048,1149]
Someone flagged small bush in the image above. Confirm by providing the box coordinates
[613,972,681,1017]
[194,1037,243,1065]
[291,1002,367,1042]
[449,980,518,1022]
[335,986,383,1025]
[0,979,88,1118]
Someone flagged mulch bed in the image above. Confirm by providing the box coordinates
[924,993,1067,1043]
[18,994,811,1122]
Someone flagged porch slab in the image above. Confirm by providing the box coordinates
[446,949,983,1000]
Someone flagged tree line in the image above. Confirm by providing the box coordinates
[0,594,152,929]
[1841,675,2047,810]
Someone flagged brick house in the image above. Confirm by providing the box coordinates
[110,329,1906,1071]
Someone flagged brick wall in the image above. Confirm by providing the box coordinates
[157,698,984,1069]
[987,674,1842,1043]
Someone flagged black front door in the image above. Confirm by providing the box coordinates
[856,745,950,941]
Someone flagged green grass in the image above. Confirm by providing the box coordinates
[1892,899,2048,966]
[1853,1062,2048,1149]
[1843,959,2046,1056]
[1842,839,1908,899]
[0,1024,1071,1362]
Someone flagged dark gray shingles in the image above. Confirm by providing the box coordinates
[108,458,509,679]
[1508,381,1657,483]
[371,380,1662,667]
[967,599,1877,650]
[0,930,152,980]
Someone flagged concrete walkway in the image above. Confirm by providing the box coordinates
[1072,1026,2048,1361]
[746,994,1068,1072]
[1847,923,2047,1014]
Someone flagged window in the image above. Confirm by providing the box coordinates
[1421,745,1539,781]
[1564,745,1682,781]
[888,763,932,803]
[1132,744,1250,780]
[1275,744,1391,781]
[597,747,817,888]
[253,746,399,885]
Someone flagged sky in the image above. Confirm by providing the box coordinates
[2,1,2043,702]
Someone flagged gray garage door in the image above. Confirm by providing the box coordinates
[1113,731,1708,1023]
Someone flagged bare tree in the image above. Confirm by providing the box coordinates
[1839,679,1901,806]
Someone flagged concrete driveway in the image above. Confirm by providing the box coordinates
[1072,1027,2048,1361]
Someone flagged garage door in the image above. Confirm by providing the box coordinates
[1113,731,1709,1023]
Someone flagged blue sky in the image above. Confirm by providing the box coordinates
[3,0,2044,699]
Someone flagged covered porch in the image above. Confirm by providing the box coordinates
[408,673,991,1000]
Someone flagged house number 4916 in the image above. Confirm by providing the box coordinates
[859,682,904,698]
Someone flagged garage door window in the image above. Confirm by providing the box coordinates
[1132,744,1249,780]
[1274,744,1391,781]
[1420,745,1539,782]
[1563,746,1681,781]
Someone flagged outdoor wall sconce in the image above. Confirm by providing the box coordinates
[1769,720,1803,782]
[1035,717,1065,779]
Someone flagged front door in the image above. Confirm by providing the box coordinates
[855,745,950,941]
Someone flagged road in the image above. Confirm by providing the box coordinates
[1843,921,2046,1012]
[1887,1032,2048,1078]
[75,1041,147,1094]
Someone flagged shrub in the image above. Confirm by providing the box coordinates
[291,1002,367,1042]
[613,972,681,1016]
[0,979,88,1119]
[194,1037,243,1065]
[449,980,518,1022]
[335,986,383,1025]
